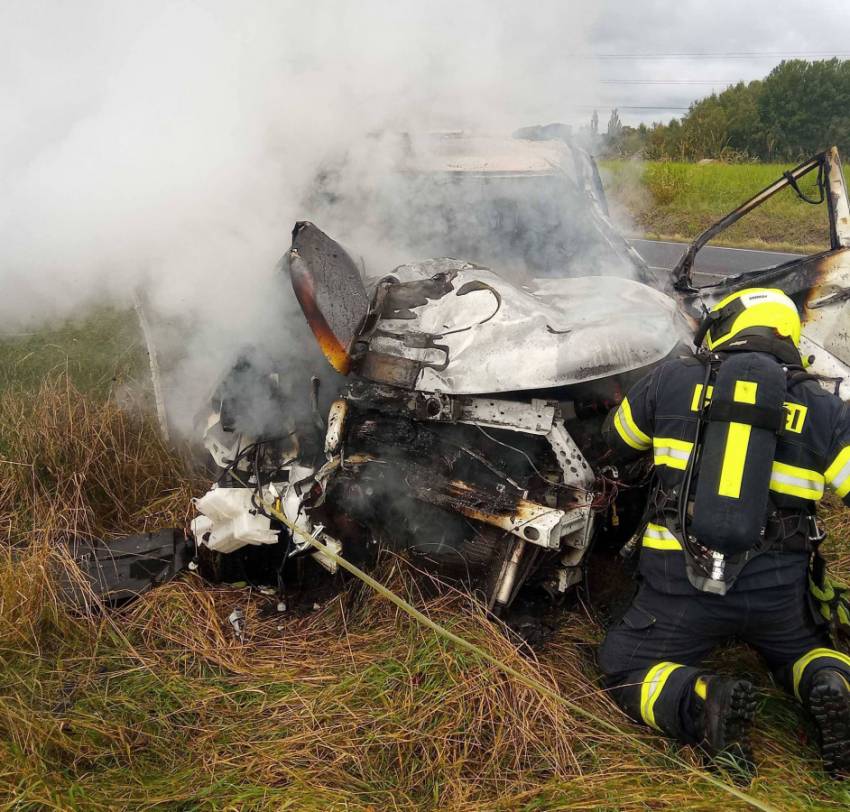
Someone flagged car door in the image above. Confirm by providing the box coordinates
[672,148,850,395]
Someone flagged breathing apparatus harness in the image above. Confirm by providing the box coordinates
[670,297,820,594]
[676,355,714,583]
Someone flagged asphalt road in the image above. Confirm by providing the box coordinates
[631,238,802,280]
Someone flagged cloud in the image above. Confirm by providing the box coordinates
[589,0,850,125]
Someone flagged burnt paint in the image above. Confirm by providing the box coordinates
[694,248,849,319]
[287,222,369,374]
[379,270,458,319]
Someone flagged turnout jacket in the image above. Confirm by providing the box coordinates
[604,354,850,594]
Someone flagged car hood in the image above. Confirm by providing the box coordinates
[366,258,688,394]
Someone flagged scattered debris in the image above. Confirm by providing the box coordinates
[228,608,246,642]
[64,529,192,606]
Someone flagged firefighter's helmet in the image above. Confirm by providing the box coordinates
[704,288,802,351]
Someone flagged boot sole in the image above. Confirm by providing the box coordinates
[712,680,758,767]
[809,679,850,777]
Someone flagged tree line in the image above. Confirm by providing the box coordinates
[600,59,850,163]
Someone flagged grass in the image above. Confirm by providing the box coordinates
[600,160,850,253]
[0,307,149,399]
[0,373,200,547]
[4,324,850,808]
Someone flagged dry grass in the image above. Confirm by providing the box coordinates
[2,376,850,810]
[0,373,201,546]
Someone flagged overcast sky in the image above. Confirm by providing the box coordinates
[587,0,850,127]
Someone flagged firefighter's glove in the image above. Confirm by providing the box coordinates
[810,573,850,640]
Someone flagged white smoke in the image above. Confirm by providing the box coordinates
[0,0,606,430]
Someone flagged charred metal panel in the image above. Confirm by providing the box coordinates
[693,244,850,373]
[407,393,556,434]
[359,351,422,389]
[458,398,555,435]
[417,477,567,549]
[286,222,369,374]
[547,419,594,489]
[379,270,458,319]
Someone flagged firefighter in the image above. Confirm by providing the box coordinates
[599,287,850,775]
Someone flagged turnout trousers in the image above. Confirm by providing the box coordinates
[598,574,850,742]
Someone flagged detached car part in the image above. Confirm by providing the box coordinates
[63,529,192,607]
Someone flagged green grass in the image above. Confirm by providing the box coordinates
[600,160,850,252]
[0,307,148,398]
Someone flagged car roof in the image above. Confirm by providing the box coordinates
[400,133,575,178]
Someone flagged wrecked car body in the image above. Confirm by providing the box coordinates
[79,138,850,617]
[188,221,665,614]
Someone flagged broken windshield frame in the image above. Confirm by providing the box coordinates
[672,150,844,293]
[668,148,850,377]
[378,170,644,280]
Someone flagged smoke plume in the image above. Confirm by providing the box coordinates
[0,1,606,431]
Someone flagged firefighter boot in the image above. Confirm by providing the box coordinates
[807,668,850,777]
[692,676,757,769]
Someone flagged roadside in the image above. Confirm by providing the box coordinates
[0,307,148,398]
[3,374,850,809]
[600,159,847,255]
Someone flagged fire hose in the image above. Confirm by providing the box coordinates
[242,476,777,812]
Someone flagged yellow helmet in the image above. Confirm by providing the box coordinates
[704,288,801,351]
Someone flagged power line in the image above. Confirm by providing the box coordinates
[567,104,691,111]
[600,79,745,85]
[574,51,850,60]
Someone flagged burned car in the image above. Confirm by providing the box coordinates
[75,136,850,619]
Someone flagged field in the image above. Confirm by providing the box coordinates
[600,159,850,253]
[0,309,149,398]
[4,311,850,810]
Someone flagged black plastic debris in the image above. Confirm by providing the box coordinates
[65,528,192,607]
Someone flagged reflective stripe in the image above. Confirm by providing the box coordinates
[613,397,651,451]
[792,647,850,700]
[719,422,750,497]
[694,676,708,701]
[825,447,850,499]
[690,384,714,412]
[653,437,693,471]
[640,661,683,730]
[734,380,758,404]
[769,461,825,501]
[717,379,757,498]
[614,411,644,451]
[642,523,683,551]
[784,403,807,433]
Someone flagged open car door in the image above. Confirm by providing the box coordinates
[673,148,850,395]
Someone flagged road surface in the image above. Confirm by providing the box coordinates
[631,238,802,280]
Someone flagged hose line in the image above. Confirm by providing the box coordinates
[247,478,778,812]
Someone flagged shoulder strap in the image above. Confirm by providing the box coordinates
[706,400,786,432]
